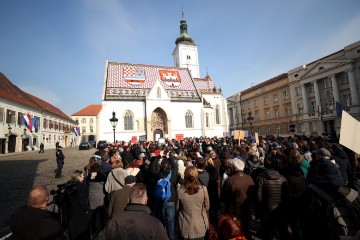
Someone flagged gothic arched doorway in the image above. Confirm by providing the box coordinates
[151,108,168,141]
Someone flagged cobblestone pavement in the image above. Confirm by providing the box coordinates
[0,146,95,231]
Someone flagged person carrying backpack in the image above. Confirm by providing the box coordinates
[152,157,180,240]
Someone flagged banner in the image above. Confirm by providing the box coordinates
[339,111,360,154]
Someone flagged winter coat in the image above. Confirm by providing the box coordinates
[97,204,169,240]
[10,206,64,240]
[255,168,289,216]
[105,168,128,194]
[332,150,351,185]
[177,186,209,239]
[108,185,132,218]
[221,171,255,218]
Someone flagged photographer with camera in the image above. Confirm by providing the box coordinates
[9,185,65,240]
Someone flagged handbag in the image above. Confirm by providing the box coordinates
[202,186,218,240]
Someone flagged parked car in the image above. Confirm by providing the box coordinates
[79,142,93,150]
[97,140,108,150]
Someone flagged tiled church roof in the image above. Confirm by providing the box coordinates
[0,72,75,122]
[105,62,202,101]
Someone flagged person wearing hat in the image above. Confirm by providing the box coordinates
[55,146,65,178]
[108,175,137,218]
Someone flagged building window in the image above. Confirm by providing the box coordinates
[241,103,245,111]
[265,111,270,120]
[273,94,278,102]
[276,126,280,134]
[243,117,247,124]
[309,84,314,93]
[0,108,4,123]
[75,118,79,124]
[285,107,291,116]
[298,123,304,133]
[297,104,303,114]
[264,97,269,105]
[325,99,334,111]
[255,112,259,121]
[228,109,233,126]
[6,110,15,124]
[295,86,301,97]
[323,79,332,89]
[186,55,191,60]
[311,101,316,112]
[283,91,289,99]
[89,118,94,124]
[18,112,23,125]
[215,105,220,124]
[274,109,280,118]
[267,127,271,134]
[185,110,193,128]
[206,113,209,127]
[124,110,134,130]
[247,101,252,110]
[157,87,161,98]
[254,99,258,108]
[82,127,86,133]
[339,72,349,85]
[81,118,86,123]
[90,126,94,133]
[310,122,317,132]
[343,94,352,107]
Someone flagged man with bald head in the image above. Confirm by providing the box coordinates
[9,185,64,240]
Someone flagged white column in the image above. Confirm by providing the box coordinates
[347,69,359,105]
[301,84,309,114]
[313,80,321,107]
[330,74,340,103]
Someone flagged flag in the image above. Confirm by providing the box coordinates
[73,127,80,136]
[336,101,342,117]
[22,113,33,132]
[317,105,322,121]
[31,117,38,133]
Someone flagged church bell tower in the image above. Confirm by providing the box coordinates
[172,8,200,78]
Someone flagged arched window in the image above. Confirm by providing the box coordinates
[215,105,220,124]
[185,110,193,128]
[157,87,161,99]
[124,110,133,130]
[206,113,209,128]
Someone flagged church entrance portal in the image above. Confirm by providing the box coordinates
[151,108,168,141]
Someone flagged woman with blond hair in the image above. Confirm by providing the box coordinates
[177,166,209,240]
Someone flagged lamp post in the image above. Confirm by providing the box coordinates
[109,111,118,144]
[247,112,254,135]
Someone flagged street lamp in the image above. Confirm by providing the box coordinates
[109,111,118,144]
[247,112,254,135]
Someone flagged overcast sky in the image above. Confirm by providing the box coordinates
[1,0,360,115]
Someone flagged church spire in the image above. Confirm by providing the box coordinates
[175,7,195,45]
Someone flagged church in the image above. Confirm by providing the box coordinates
[97,11,229,142]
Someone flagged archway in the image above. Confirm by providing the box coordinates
[151,108,168,140]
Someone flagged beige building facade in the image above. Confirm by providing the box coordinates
[288,40,360,136]
[240,74,293,136]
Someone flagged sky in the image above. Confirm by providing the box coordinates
[1,0,360,116]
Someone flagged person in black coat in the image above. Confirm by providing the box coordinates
[68,170,91,240]
[55,146,65,178]
[331,144,351,185]
[9,185,64,240]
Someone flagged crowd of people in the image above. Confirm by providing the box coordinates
[9,134,360,240]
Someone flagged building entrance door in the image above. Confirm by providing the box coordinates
[8,135,16,153]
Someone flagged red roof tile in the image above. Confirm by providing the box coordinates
[0,72,75,123]
[72,104,102,116]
